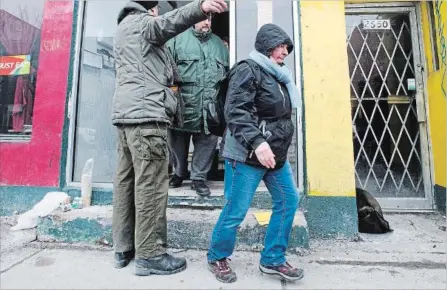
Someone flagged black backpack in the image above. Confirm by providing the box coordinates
[206,59,261,137]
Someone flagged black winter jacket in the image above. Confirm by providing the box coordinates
[220,24,295,169]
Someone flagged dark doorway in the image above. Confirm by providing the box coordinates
[163,1,231,182]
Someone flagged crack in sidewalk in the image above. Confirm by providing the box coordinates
[0,248,44,274]
[281,278,288,290]
[313,259,446,270]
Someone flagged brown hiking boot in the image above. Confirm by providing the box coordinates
[208,258,237,283]
[259,262,304,281]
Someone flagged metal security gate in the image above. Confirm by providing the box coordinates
[345,4,433,210]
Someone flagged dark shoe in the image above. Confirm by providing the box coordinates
[191,180,211,197]
[259,262,304,281]
[208,259,237,283]
[169,175,183,188]
[114,250,135,269]
[135,253,187,276]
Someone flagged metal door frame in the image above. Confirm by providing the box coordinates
[293,0,304,193]
[345,3,434,211]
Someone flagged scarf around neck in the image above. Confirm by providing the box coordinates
[249,50,301,109]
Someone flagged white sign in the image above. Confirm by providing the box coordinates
[362,19,391,30]
[407,78,416,91]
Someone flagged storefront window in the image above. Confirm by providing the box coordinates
[0,0,45,138]
[71,0,299,184]
[72,1,232,183]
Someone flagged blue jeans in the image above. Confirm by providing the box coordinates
[207,159,300,266]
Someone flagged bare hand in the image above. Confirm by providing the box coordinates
[255,142,276,169]
[201,0,227,14]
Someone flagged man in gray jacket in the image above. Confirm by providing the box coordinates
[112,0,227,276]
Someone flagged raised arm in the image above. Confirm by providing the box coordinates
[142,0,227,46]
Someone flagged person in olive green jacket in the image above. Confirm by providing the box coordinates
[112,0,227,276]
[166,18,229,197]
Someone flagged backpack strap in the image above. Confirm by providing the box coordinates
[239,59,262,86]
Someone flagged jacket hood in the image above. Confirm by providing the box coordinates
[117,1,149,24]
[255,24,294,56]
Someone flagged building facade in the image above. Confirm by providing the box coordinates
[0,0,445,238]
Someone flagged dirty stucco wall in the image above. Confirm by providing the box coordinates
[299,0,358,237]
[0,1,75,216]
[421,0,447,213]
[0,1,74,187]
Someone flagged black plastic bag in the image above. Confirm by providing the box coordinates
[356,188,393,234]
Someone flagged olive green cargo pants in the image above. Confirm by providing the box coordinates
[112,123,168,259]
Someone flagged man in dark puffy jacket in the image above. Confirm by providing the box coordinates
[166,18,229,196]
[112,0,227,276]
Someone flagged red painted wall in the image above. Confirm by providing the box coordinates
[0,1,74,186]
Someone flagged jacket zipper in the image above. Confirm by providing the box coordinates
[278,84,285,109]
[248,86,286,160]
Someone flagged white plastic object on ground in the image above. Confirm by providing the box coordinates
[11,192,69,231]
[81,158,94,207]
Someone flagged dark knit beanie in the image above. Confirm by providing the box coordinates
[133,1,158,10]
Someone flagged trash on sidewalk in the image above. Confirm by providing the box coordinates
[356,188,393,234]
[253,211,272,226]
[81,158,94,207]
[11,192,69,231]
[71,197,84,209]
[59,197,73,212]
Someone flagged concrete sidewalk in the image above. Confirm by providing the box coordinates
[0,247,445,290]
[0,214,446,289]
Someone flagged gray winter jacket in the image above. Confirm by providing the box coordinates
[112,0,207,126]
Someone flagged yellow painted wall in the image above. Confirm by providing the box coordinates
[300,1,356,197]
[421,1,446,188]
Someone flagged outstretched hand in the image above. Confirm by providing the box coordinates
[201,0,227,14]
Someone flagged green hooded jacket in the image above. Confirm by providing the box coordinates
[167,28,229,133]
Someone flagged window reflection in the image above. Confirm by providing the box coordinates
[73,1,195,182]
[0,0,45,137]
[73,1,125,182]
[73,1,232,183]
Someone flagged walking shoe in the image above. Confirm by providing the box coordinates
[191,180,211,197]
[259,262,304,281]
[135,253,187,276]
[114,249,135,269]
[208,258,237,283]
[169,174,183,188]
